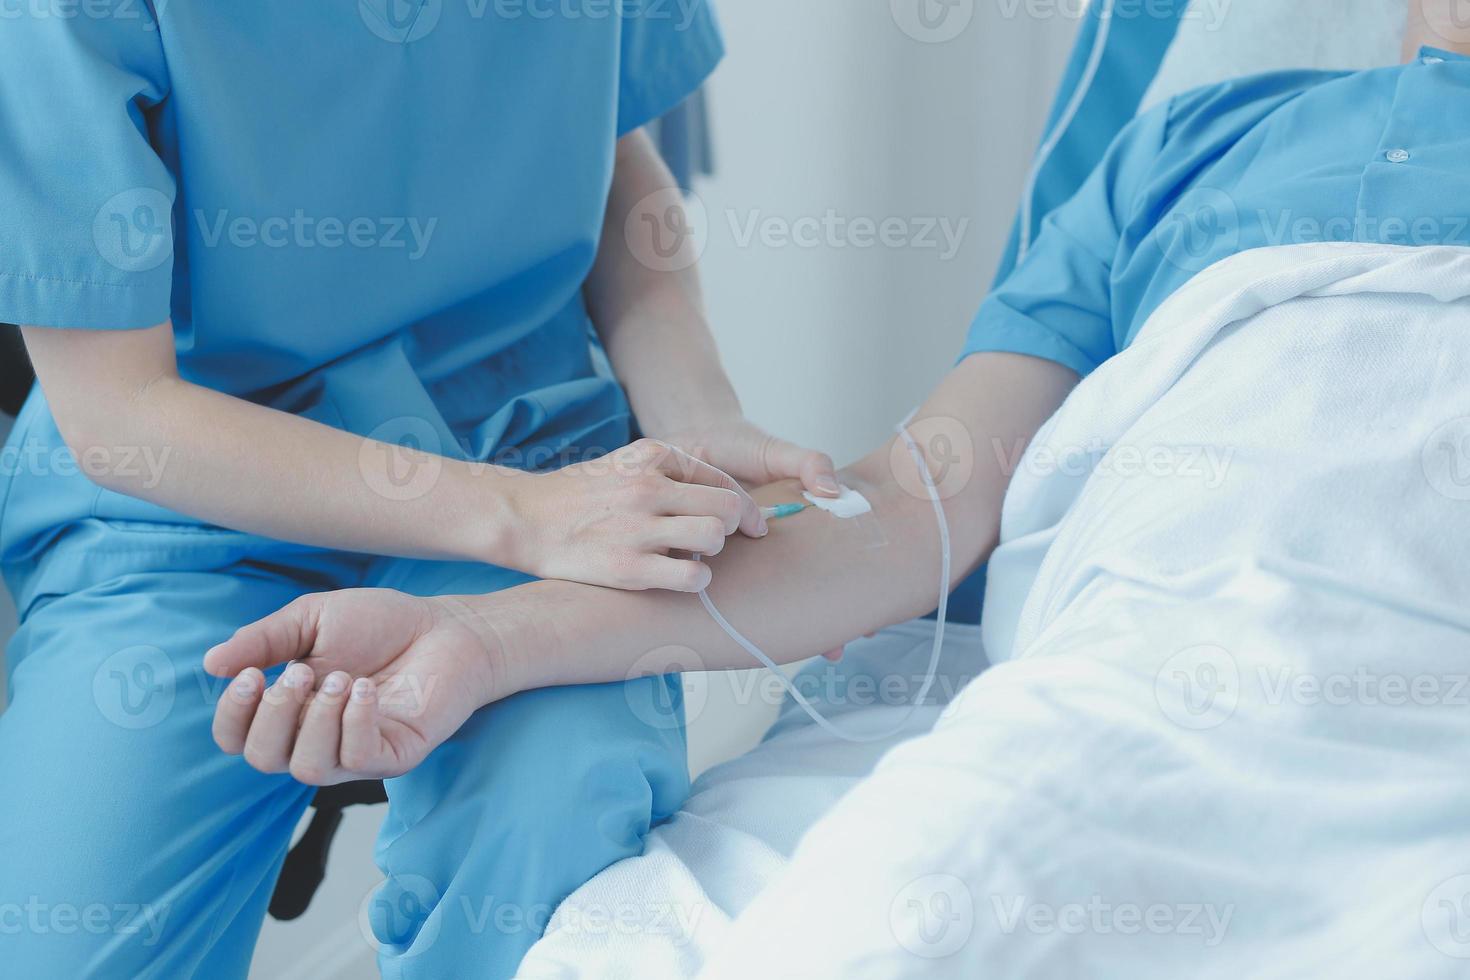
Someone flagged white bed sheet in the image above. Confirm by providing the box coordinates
[696,244,1470,979]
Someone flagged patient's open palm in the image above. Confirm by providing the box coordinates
[204,589,497,784]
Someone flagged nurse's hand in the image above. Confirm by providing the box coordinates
[656,417,841,500]
[509,438,766,593]
[205,590,499,784]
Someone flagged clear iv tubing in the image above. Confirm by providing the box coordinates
[1017,0,1114,262]
[696,414,951,743]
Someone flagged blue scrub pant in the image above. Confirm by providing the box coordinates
[0,520,690,979]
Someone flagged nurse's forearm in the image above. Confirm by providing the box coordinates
[30,350,522,563]
[24,322,784,593]
[585,129,741,435]
[479,354,1077,695]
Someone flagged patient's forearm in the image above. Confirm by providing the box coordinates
[479,353,1077,696]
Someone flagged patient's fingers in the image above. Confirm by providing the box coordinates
[340,679,385,775]
[203,595,321,678]
[289,671,351,786]
[213,667,266,754]
[242,662,314,774]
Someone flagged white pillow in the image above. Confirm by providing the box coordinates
[1139,0,1408,112]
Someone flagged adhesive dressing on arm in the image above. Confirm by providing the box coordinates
[802,486,873,519]
[696,413,951,743]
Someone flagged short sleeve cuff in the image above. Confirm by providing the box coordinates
[959,302,1101,380]
[0,270,171,330]
[617,2,724,136]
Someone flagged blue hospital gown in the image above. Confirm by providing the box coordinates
[964,48,1470,377]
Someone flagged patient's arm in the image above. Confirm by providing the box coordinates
[204,352,1076,783]
[493,352,1076,692]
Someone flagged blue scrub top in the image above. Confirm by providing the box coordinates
[965,47,1470,378]
[0,1,722,561]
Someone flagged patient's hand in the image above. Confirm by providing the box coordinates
[203,590,501,785]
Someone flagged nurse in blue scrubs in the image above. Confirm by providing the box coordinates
[0,2,839,977]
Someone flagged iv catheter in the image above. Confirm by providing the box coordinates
[696,413,952,743]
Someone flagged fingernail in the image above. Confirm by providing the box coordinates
[232,674,258,696]
[322,673,347,696]
[816,477,841,496]
[758,519,770,536]
[282,663,311,688]
[352,678,375,702]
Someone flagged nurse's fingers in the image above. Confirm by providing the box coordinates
[648,447,764,537]
[204,595,321,678]
[213,668,266,755]
[242,662,315,774]
[662,484,748,537]
[648,516,729,558]
[634,555,712,593]
[288,671,352,786]
[763,439,841,498]
[340,679,388,776]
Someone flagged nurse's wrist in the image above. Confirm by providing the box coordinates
[637,394,743,441]
[624,361,743,440]
[446,463,534,570]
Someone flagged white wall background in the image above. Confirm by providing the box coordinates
[1,3,1081,976]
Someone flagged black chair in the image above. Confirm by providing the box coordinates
[0,321,380,921]
[269,780,388,920]
[0,322,31,416]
